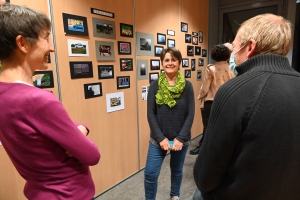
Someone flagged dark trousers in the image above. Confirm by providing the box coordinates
[199,101,213,146]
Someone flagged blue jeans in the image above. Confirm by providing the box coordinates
[144,142,189,200]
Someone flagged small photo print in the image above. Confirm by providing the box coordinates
[191,59,196,71]
[182,59,189,68]
[33,70,54,88]
[110,97,121,107]
[150,59,160,70]
[198,58,204,66]
[117,76,130,89]
[197,70,202,81]
[68,39,89,57]
[96,22,113,35]
[98,65,114,79]
[69,61,93,79]
[195,46,201,56]
[185,70,191,78]
[68,19,84,32]
[185,34,191,43]
[187,46,194,56]
[192,36,198,45]
[149,72,159,84]
[202,49,207,57]
[84,82,102,99]
[99,45,112,57]
[140,38,151,51]
[118,42,131,54]
[120,58,133,71]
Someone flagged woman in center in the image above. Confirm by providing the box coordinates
[144,48,195,200]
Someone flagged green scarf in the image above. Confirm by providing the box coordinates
[155,71,186,108]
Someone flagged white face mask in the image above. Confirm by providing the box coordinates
[229,43,248,75]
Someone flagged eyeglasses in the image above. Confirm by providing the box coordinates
[163,58,178,63]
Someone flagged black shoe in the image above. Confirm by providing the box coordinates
[189,146,200,155]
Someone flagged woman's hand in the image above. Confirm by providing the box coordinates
[159,138,170,151]
[171,138,183,151]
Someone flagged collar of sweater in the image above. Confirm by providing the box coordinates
[235,54,295,76]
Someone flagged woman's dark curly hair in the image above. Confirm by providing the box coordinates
[211,44,231,62]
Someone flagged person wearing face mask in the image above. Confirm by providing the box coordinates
[145,47,195,200]
[193,13,300,200]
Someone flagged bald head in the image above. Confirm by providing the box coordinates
[223,43,233,52]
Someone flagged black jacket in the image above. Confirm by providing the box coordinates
[194,54,300,200]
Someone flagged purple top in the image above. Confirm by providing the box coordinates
[0,82,100,200]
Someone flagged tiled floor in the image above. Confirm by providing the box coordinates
[94,136,201,200]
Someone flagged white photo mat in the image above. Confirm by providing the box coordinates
[67,39,89,57]
[106,92,125,113]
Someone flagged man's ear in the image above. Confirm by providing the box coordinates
[15,35,28,54]
[247,39,256,57]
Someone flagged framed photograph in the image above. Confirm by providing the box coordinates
[120,58,133,71]
[117,76,130,89]
[47,53,51,63]
[182,58,189,68]
[155,45,164,57]
[150,59,160,70]
[84,82,102,99]
[181,22,188,32]
[197,70,202,81]
[199,31,203,43]
[118,41,131,55]
[184,70,191,78]
[136,32,154,56]
[62,13,88,36]
[98,65,114,79]
[167,39,175,48]
[106,92,124,113]
[195,46,201,56]
[137,60,148,80]
[202,49,207,57]
[157,33,166,45]
[68,39,89,57]
[192,32,198,36]
[33,70,54,88]
[191,59,196,71]
[185,34,191,43]
[95,41,115,61]
[167,29,175,36]
[192,36,198,45]
[69,61,93,79]
[92,18,116,39]
[187,46,194,56]
[149,72,159,84]
[120,23,133,38]
[198,58,204,66]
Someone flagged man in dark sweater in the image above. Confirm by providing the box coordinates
[193,14,300,199]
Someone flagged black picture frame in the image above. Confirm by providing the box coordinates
[84,82,102,99]
[192,32,198,36]
[120,58,133,71]
[192,36,198,45]
[155,45,164,57]
[116,76,130,89]
[184,70,191,78]
[199,31,203,43]
[157,33,166,45]
[198,58,204,66]
[167,29,175,36]
[187,46,194,56]
[33,70,54,88]
[185,34,191,43]
[182,58,189,68]
[98,65,114,79]
[120,23,133,38]
[167,39,175,48]
[69,61,93,79]
[202,49,207,57]
[150,59,160,70]
[149,72,159,84]
[118,41,131,55]
[181,22,188,32]
[191,59,196,71]
[62,13,88,36]
[195,46,201,56]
